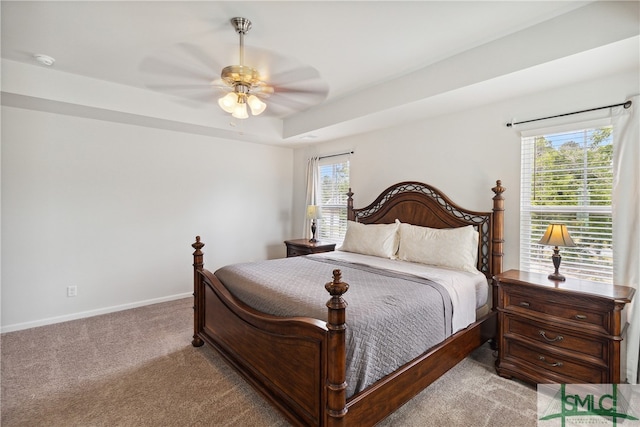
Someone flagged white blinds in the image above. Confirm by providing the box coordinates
[318,157,350,243]
[520,125,614,283]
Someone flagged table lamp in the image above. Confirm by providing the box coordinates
[306,205,322,243]
[538,223,575,281]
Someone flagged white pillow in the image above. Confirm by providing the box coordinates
[338,220,399,259]
[397,223,479,273]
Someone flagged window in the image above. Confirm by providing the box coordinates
[318,157,350,243]
[520,124,614,284]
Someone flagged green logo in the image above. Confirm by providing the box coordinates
[539,384,639,426]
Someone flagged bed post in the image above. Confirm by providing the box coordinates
[191,236,205,347]
[491,180,506,276]
[346,188,355,221]
[325,269,349,426]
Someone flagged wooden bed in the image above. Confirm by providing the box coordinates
[191,180,506,426]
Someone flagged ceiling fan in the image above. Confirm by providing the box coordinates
[141,17,329,119]
[216,17,270,119]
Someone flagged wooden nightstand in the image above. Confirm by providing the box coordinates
[284,239,336,257]
[493,269,635,384]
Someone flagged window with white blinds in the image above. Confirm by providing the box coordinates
[318,157,350,243]
[520,125,614,284]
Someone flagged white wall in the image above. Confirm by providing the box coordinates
[293,69,640,271]
[1,107,293,331]
[3,67,637,333]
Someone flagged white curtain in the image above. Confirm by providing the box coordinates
[612,94,640,384]
[303,156,320,239]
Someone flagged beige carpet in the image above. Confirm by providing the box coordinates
[1,298,538,426]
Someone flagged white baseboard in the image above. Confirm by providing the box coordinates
[1,292,193,334]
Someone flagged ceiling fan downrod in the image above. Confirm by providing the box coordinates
[231,17,251,67]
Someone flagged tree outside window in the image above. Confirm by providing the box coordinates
[318,159,350,243]
[521,126,613,283]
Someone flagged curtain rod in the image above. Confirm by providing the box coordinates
[319,151,354,160]
[506,100,632,128]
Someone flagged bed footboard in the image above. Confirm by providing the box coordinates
[191,237,349,427]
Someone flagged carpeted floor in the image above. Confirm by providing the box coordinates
[1,298,538,426]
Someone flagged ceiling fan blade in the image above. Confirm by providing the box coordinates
[271,86,328,95]
[146,83,213,90]
[210,78,229,88]
[180,92,220,104]
[267,66,323,86]
[258,91,329,118]
[251,85,274,96]
[240,45,328,88]
[176,42,225,78]
[266,99,310,111]
[139,56,212,83]
[144,83,220,98]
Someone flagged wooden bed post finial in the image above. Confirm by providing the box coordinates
[491,181,506,276]
[192,236,204,267]
[492,180,506,197]
[325,269,349,296]
[347,188,355,221]
[192,236,205,347]
[325,269,349,425]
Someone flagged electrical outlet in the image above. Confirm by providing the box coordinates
[67,285,77,297]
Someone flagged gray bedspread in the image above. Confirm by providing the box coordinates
[214,256,452,397]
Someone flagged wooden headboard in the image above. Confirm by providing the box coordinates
[347,180,505,279]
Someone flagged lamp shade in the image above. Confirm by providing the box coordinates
[247,95,266,115]
[538,224,575,247]
[306,205,322,220]
[218,92,238,113]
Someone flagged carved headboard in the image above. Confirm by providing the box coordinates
[347,181,505,278]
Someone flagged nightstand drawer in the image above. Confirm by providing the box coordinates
[284,239,336,258]
[505,339,608,383]
[505,315,606,361]
[505,289,607,333]
[287,246,312,257]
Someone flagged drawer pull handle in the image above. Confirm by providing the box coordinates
[519,302,530,307]
[539,331,564,342]
[575,314,588,320]
[538,355,563,368]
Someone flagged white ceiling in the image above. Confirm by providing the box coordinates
[1,1,639,146]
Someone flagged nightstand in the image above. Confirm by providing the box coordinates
[494,269,635,384]
[284,239,336,257]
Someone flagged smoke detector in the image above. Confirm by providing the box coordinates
[34,54,55,66]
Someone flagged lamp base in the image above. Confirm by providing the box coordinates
[548,247,566,281]
[548,272,566,281]
[309,220,317,243]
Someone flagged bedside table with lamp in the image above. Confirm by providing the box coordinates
[494,223,635,384]
[284,204,336,257]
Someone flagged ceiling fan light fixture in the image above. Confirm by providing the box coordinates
[218,83,262,119]
[217,17,270,120]
[232,101,249,119]
[247,95,266,116]
[218,92,238,113]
